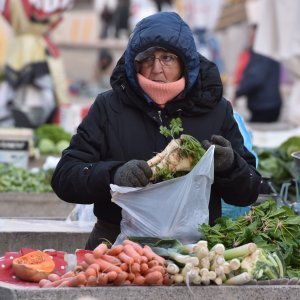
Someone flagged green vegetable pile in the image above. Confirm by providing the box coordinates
[35,124,71,155]
[200,199,300,278]
[0,163,53,193]
[256,136,300,182]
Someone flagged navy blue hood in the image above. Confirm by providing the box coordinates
[124,12,200,93]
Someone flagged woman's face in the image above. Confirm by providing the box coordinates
[138,50,182,83]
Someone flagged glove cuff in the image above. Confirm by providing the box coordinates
[215,153,236,175]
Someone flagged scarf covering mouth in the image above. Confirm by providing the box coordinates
[137,73,185,107]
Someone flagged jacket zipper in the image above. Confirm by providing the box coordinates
[158,110,162,123]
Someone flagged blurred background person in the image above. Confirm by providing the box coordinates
[99,3,113,38]
[95,48,114,89]
[151,0,173,12]
[182,0,225,79]
[233,24,282,123]
[114,0,131,38]
[0,0,72,128]
[253,0,300,127]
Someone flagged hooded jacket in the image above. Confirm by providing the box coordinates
[51,12,262,226]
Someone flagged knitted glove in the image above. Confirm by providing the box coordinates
[113,160,153,187]
[201,135,234,173]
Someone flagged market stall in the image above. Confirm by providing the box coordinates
[1,123,300,299]
[0,124,75,219]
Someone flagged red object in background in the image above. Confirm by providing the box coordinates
[81,106,90,119]
[75,249,92,263]
[233,49,251,85]
[52,104,91,128]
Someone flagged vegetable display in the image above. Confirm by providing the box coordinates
[38,240,170,288]
[200,199,300,277]
[256,135,300,183]
[147,118,206,181]
[35,124,71,155]
[0,163,53,192]
[129,237,284,285]
[10,238,296,287]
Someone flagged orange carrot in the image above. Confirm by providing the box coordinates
[141,256,148,263]
[79,260,89,271]
[97,258,123,273]
[143,245,165,265]
[145,265,166,275]
[131,262,141,274]
[85,266,98,278]
[39,279,51,288]
[133,274,146,286]
[83,253,121,272]
[144,271,163,285]
[41,277,72,288]
[123,244,142,263]
[113,271,128,286]
[83,253,97,265]
[68,272,87,287]
[107,271,118,282]
[86,263,100,273]
[120,262,129,272]
[47,273,61,282]
[140,263,149,275]
[122,240,144,256]
[118,251,134,265]
[73,265,84,274]
[97,273,108,285]
[93,243,108,258]
[57,279,73,288]
[86,275,97,286]
[61,271,76,279]
[147,259,159,268]
[127,272,135,282]
[100,254,121,265]
[106,245,124,256]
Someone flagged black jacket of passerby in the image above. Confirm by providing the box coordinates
[235,50,282,112]
[51,12,262,227]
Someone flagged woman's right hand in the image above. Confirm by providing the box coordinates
[113,160,152,187]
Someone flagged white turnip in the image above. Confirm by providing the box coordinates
[147,118,206,181]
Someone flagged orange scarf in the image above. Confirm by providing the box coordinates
[137,73,185,107]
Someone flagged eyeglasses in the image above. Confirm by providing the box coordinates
[139,53,179,67]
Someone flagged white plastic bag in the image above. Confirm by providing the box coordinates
[111,146,215,244]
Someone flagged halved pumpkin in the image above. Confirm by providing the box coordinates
[12,250,55,282]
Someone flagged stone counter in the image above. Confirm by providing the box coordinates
[0,281,300,300]
[0,193,75,218]
[0,219,93,255]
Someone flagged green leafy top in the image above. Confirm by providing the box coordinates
[159,117,183,139]
[155,117,206,180]
[35,124,72,145]
[199,198,300,273]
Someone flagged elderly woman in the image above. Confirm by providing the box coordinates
[51,12,263,250]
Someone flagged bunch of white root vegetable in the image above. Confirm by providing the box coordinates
[161,241,284,285]
[147,134,206,181]
[146,118,206,181]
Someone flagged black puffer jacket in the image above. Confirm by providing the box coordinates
[51,12,262,226]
